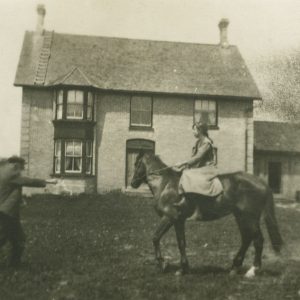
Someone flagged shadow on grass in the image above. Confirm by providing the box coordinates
[161,262,228,276]
[190,265,228,276]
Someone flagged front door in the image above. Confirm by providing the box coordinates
[126,139,155,187]
[268,161,281,194]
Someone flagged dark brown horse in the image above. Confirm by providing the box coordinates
[131,152,283,277]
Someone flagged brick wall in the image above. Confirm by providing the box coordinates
[96,93,253,192]
[20,87,96,195]
[20,88,54,194]
[20,88,253,194]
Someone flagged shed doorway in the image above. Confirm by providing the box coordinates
[268,161,281,194]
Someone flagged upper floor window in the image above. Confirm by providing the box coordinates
[66,90,84,119]
[194,100,217,127]
[55,89,95,121]
[130,96,152,128]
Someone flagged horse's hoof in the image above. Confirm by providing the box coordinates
[229,267,242,276]
[159,261,169,273]
[245,266,259,278]
[175,265,190,276]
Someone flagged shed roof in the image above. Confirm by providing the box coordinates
[15,31,261,99]
[254,121,300,153]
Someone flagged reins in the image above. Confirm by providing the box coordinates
[149,166,175,175]
[133,158,178,182]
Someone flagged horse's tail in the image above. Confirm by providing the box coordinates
[264,189,283,253]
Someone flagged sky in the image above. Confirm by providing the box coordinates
[0,0,300,157]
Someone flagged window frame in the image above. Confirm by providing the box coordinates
[64,139,83,174]
[54,88,95,121]
[66,90,84,120]
[53,138,94,177]
[193,99,219,129]
[129,95,153,129]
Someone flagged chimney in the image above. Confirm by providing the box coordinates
[218,18,229,48]
[36,4,46,35]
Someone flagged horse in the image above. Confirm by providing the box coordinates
[131,152,283,277]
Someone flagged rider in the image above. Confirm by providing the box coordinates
[173,122,221,220]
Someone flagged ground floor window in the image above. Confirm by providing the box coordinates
[126,139,155,187]
[54,139,93,175]
[268,161,281,194]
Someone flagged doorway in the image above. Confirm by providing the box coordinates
[268,161,281,194]
[126,139,155,187]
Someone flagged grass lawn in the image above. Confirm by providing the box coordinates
[0,192,300,300]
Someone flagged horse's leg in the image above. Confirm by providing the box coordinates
[152,216,173,272]
[245,221,264,278]
[230,213,253,275]
[174,220,189,275]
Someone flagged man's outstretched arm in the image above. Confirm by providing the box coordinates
[10,177,57,187]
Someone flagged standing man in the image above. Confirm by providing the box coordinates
[0,156,56,267]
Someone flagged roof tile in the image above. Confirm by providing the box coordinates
[15,31,261,99]
[254,121,300,153]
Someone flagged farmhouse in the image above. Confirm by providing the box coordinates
[14,6,261,194]
[254,121,300,201]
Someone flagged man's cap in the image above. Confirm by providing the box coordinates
[7,156,26,165]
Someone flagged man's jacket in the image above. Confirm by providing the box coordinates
[0,162,46,217]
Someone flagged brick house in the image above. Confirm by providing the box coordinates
[254,121,300,201]
[14,6,261,194]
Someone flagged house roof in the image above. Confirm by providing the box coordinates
[254,121,300,153]
[14,31,261,99]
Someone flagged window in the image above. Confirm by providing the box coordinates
[56,90,63,119]
[54,140,61,173]
[67,90,84,119]
[130,96,152,127]
[65,140,82,173]
[54,89,95,121]
[54,139,93,175]
[85,141,93,175]
[194,100,217,126]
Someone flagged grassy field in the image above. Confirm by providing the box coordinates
[0,192,299,300]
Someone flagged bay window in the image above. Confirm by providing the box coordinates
[54,89,95,121]
[53,88,95,176]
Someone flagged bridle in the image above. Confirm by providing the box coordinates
[132,157,176,183]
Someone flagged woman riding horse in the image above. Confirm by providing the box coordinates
[131,127,283,276]
[174,122,222,220]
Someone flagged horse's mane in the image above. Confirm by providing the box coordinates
[153,155,168,167]
[145,153,168,168]
[145,153,181,178]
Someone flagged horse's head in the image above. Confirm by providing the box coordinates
[131,151,148,189]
